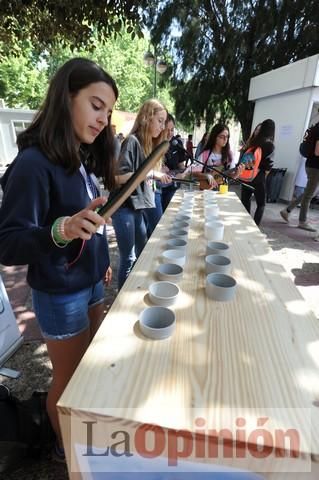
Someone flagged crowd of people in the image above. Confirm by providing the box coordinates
[0,57,318,463]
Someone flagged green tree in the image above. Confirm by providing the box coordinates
[145,0,319,139]
[0,41,47,108]
[0,29,175,114]
[0,1,143,50]
[44,29,174,113]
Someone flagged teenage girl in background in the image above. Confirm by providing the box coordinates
[111,99,171,290]
[186,123,235,189]
[239,119,275,225]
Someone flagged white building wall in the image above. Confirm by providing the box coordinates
[249,54,319,100]
[0,125,6,166]
[249,54,319,201]
[0,109,35,166]
[252,87,315,200]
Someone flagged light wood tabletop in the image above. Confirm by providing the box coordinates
[58,191,319,478]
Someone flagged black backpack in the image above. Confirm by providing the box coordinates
[0,384,55,473]
[299,124,317,158]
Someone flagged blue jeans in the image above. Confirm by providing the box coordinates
[143,191,163,237]
[161,183,179,211]
[112,207,148,289]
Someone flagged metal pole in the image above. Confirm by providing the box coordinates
[153,46,157,97]
[154,61,157,97]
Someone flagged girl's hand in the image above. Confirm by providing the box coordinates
[104,266,112,286]
[160,173,172,184]
[64,197,106,241]
[233,164,245,178]
[175,171,188,179]
[206,174,218,188]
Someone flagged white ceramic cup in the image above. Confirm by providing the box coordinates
[182,202,194,209]
[176,214,191,223]
[204,213,219,223]
[179,210,192,217]
[156,263,184,282]
[205,254,231,274]
[149,281,180,307]
[206,273,237,301]
[169,229,188,242]
[204,190,217,199]
[181,205,194,213]
[204,199,218,205]
[179,204,193,213]
[204,204,219,217]
[182,198,194,207]
[139,306,176,340]
[183,192,194,200]
[166,238,187,250]
[206,241,230,257]
[162,249,186,267]
[174,221,190,230]
[205,221,224,241]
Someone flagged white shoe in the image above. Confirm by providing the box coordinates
[298,222,317,232]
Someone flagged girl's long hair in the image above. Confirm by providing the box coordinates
[245,119,275,150]
[130,99,167,157]
[199,131,208,146]
[17,58,119,190]
[203,123,232,168]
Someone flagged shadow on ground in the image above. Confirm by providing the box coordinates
[291,262,319,286]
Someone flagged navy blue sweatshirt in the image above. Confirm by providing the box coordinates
[0,146,110,294]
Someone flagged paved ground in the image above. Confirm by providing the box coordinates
[1,189,319,479]
[257,197,319,318]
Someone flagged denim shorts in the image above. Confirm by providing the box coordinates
[32,281,105,340]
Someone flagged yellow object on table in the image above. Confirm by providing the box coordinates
[219,183,228,194]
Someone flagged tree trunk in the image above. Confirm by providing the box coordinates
[235,101,255,142]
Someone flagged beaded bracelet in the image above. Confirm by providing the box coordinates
[58,216,71,242]
[51,217,71,248]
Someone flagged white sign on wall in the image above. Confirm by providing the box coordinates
[279,124,294,138]
[0,274,23,366]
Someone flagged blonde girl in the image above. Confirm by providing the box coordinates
[111,99,171,289]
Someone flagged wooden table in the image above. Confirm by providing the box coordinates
[58,191,319,479]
